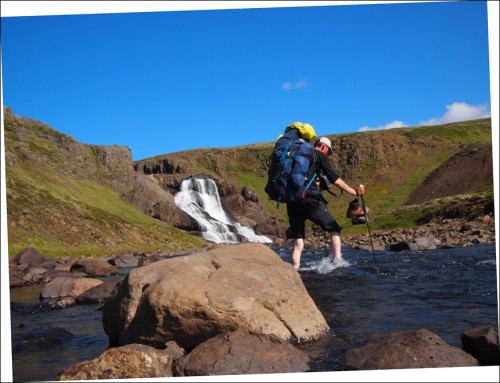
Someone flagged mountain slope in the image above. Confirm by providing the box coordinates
[3,106,494,257]
[3,107,206,258]
[405,142,493,205]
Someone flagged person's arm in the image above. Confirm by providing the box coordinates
[334,178,365,196]
[316,151,339,183]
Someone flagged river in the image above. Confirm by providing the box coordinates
[8,244,499,382]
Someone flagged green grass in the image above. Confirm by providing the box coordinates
[6,161,206,259]
[400,118,492,145]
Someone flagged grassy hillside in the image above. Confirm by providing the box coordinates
[4,108,206,259]
[322,119,493,232]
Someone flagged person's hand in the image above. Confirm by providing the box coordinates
[357,184,365,196]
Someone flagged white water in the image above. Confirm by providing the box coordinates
[300,255,351,274]
[174,178,272,244]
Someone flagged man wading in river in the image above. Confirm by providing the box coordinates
[287,136,365,269]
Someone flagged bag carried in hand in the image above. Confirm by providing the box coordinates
[346,198,370,225]
[265,122,317,204]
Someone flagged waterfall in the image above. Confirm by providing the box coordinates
[174,178,272,244]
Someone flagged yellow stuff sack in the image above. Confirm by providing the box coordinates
[285,122,317,141]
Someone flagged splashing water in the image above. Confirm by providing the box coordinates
[301,255,351,274]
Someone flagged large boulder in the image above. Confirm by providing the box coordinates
[345,329,478,370]
[176,329,311,376]
[56,343,175,380]
[103,243,329,351]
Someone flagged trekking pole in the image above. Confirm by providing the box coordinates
[324,230,329,258]
[359,185,376,263]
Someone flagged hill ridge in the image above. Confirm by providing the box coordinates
[3,106,494,257]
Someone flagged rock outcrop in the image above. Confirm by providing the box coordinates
[108,173,180,223]
[103,243,330,351]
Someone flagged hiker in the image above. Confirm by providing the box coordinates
[287,136,365,269]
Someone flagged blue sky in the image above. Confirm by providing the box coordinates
[1,3,499,383]
[1,1,496,161]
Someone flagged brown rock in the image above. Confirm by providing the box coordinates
[242,185,258,202]
[22,265,48,284]
[44,296,77,309]
[177,329,311,376]
[345,329,478,370]
[137,252,164,267]
[74,279,122,304]
[110,173,179,222]
[462,325,499,366]
[56,343,175,380]
[9,268,27,287]
[107,253,139,268]
[13,247,45,266]
[70,257,118,277]
[103,243,329,351]
[40,277,103,300]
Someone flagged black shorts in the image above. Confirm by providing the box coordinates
[287,196,342,239]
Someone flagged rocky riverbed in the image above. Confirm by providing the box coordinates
[7,215,499,380]
[8,215,496,290]
[275,214,496,252]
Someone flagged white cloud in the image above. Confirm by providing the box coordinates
[357,102,491,132]
[358,120,407,132]
[281,80,307,90]
[418,102,491,126]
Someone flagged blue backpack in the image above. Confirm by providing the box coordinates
[265,127,317,206]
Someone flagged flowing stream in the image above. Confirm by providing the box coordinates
[9,244,498,382]
[174,177,272,244]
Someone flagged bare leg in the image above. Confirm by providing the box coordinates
[291,238,304,269]
[330,232,342,261]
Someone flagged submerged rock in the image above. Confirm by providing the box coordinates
[12,326,73,353]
